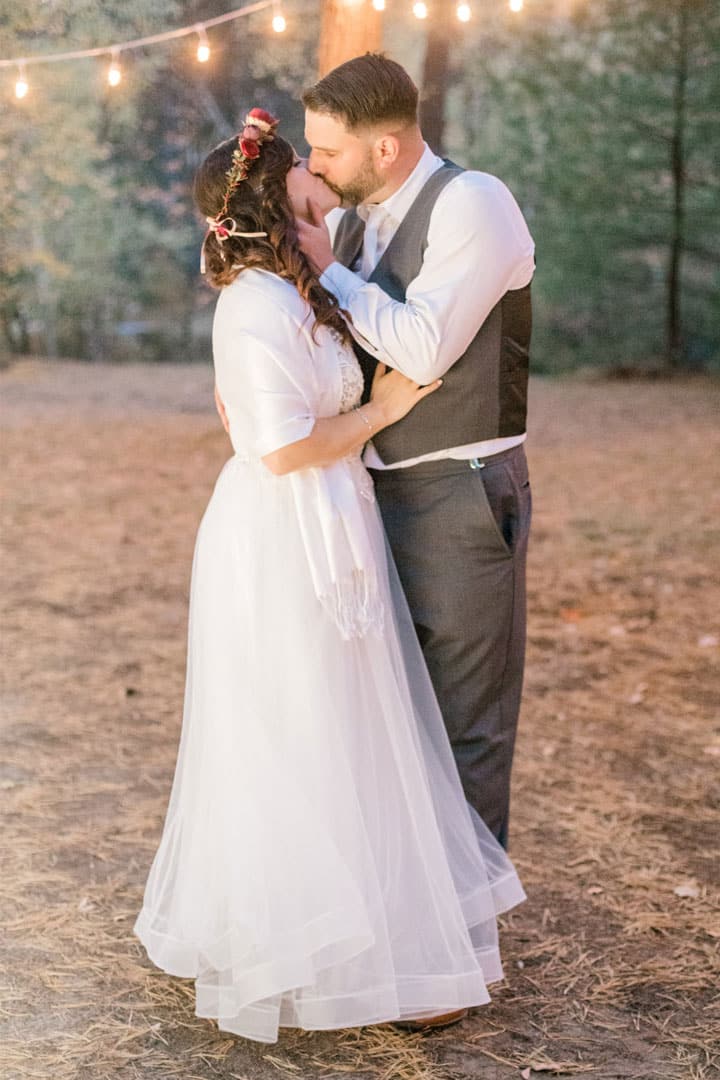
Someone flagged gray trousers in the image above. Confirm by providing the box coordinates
[370,443,531,849]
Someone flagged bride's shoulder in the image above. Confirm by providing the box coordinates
[218,269,307,328]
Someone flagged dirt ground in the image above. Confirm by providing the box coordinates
[1,359,719,1080]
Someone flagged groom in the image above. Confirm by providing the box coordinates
[298,54,534,850]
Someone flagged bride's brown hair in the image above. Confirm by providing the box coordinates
[193,133,351,344]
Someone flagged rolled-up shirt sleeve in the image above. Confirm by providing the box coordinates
[321,172,535,384]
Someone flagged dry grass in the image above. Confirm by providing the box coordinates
[1,360,719,1080]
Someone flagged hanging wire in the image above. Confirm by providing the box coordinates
[0,0,275,69]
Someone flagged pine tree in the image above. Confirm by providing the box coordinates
[454,0,719,370]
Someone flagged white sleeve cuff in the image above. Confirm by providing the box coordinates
[320,261,365,307]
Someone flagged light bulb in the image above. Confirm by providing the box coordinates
[456,2,471,19]
[412,1,428,17]
[372,0,386,9]
[196,26,210,62]
[272,12,286,31]
[14,61,28,99]
[108,51,122,86]
[509,0,523,10]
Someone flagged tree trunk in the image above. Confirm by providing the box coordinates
[666,0,688,368]
[419,0,459,155]
[32,221,58,360]
[1,305,30,355]
[318,0,382,78]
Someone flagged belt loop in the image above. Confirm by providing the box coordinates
[469,457,485,470]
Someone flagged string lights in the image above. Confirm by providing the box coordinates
[411,0,522,23]
[4,0,528,100]
[1,0,281,100]
[406,0,526,21]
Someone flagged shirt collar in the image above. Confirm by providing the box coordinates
[356,143,444,226]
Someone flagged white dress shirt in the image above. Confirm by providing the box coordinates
[322,145,535,469]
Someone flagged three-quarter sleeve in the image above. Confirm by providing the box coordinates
[241,335,316,457]
[213,277,321,458]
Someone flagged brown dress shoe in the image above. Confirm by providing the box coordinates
[392,1007,469,1032]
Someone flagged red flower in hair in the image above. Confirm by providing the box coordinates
[247,108,277,127]
[240,138,261,160]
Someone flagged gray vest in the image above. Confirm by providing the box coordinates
[333,162,532,464]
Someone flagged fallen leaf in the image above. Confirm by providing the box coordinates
[629,682,648,705]
[560,607,583,622]
[521,1070,531,1079]
[698,634,718,648]
[673,882,700,899]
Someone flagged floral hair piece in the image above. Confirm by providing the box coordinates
[217,108,279,219]
[200,108,279,272]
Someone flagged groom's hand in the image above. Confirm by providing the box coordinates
[297,198,335,274]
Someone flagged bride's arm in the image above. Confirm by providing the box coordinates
[262,366,441,476]
[262,399,383,475]
[215,294,441,477]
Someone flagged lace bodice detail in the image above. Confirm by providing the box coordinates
[338,349,365,414]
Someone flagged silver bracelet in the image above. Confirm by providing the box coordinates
[354,406,373,436]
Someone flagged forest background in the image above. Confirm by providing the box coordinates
[1,0,718,374]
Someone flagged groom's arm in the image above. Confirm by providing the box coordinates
[300,174,534,384]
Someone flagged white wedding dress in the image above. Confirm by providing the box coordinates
[134,268,525,1043]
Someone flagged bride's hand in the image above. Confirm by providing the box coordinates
[370,363,442,426]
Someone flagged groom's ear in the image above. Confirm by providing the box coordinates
[372,134,401,172]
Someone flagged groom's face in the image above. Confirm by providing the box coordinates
[304,110,383,207]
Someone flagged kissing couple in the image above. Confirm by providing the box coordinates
[134,52,535,1043]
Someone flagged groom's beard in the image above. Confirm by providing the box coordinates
[319,154,382,208]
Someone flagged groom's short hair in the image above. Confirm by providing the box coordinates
[302,53,418,131]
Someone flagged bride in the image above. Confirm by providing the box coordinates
[134,108,525,1044]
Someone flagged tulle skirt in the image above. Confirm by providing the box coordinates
[134,454,525,1043]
